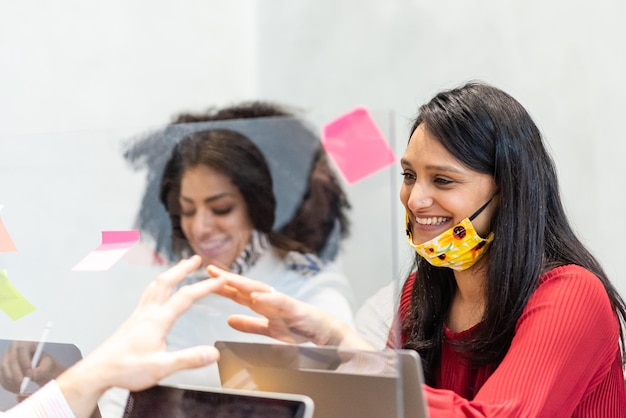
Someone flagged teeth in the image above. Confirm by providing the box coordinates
[415,217,449,226]
[198,242,220,250]
[197,237,226,250]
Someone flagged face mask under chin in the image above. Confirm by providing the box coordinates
[405,199,495,271]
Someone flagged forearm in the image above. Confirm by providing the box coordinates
[1,256,223,418]
[55,357,111,418]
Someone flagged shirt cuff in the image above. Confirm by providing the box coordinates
[3,380,76,418]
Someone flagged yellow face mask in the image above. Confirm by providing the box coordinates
[405,200,494,271]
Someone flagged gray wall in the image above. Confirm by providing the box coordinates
[254,0,626,300]
[0,1,258,354]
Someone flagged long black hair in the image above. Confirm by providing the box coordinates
[402,81,626,384]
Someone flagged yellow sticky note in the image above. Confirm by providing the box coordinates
[0,269,36,320]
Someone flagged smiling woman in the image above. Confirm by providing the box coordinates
[207,82,626,417]
[153,119,356,388]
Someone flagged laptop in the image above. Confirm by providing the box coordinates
[123,383,315,418]
[0,338,101,418]
[215,340,430,418]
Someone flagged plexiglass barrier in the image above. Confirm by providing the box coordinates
[0,111,420,417]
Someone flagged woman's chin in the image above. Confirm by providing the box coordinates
[199,254,232,271]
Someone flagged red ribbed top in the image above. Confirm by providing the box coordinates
[398,265,626,417]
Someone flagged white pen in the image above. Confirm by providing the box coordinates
[19,321,53,394]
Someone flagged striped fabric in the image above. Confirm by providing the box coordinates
[398,265,626,416]
[1,380,75,417]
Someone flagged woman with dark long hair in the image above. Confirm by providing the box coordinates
[159,126,354,386]
[211,82,626,416]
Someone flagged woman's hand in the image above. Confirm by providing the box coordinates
[56,255,225,418]
[208,265,373,350]
[0,341,66,393]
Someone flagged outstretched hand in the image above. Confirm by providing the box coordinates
[56,255,225,418]
[208,265,372,350]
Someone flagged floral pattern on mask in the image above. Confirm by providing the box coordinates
[405,212,494,271]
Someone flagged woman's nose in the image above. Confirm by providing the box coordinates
[191,209,214,234]
[407,187,432,212]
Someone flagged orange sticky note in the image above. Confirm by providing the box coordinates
[0,269,36,320]
[0,205,18,252]
[322,107,396,184]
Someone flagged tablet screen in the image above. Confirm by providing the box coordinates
[123,384,313,418]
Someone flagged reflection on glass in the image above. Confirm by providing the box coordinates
[215,341,428,418]
[123,104,360,388]
[0,339,101,418]
[124,384,312,418]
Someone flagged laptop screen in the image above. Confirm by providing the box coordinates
[123,384,314,418]
[215,340,430,418]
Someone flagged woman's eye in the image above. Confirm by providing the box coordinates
[434,177,453,186]
[180,209,195,217]
[213,207,233,216]
[401,171,416,182]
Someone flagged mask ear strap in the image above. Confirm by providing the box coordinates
[468,197,494,221]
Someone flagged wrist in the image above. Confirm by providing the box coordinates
[55,357,111,417]
[324,316,350,346]
[326,317,374,351]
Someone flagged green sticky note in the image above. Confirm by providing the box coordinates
[0,269,36,320]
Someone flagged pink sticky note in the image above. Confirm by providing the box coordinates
[322,107,396,184]
[72,230,140,271]
[123,242,169,266]
[0,205,18,252]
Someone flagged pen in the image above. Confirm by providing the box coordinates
[19,321,53,394]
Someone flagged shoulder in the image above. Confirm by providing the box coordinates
[523,264,617,333]
[250,248,326,278]
[259,249,352,290]
[280,253,354,306]
[295,258,354,297]
[283,251,328,277]
[539,264,598,282]
[535,265,609,302]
